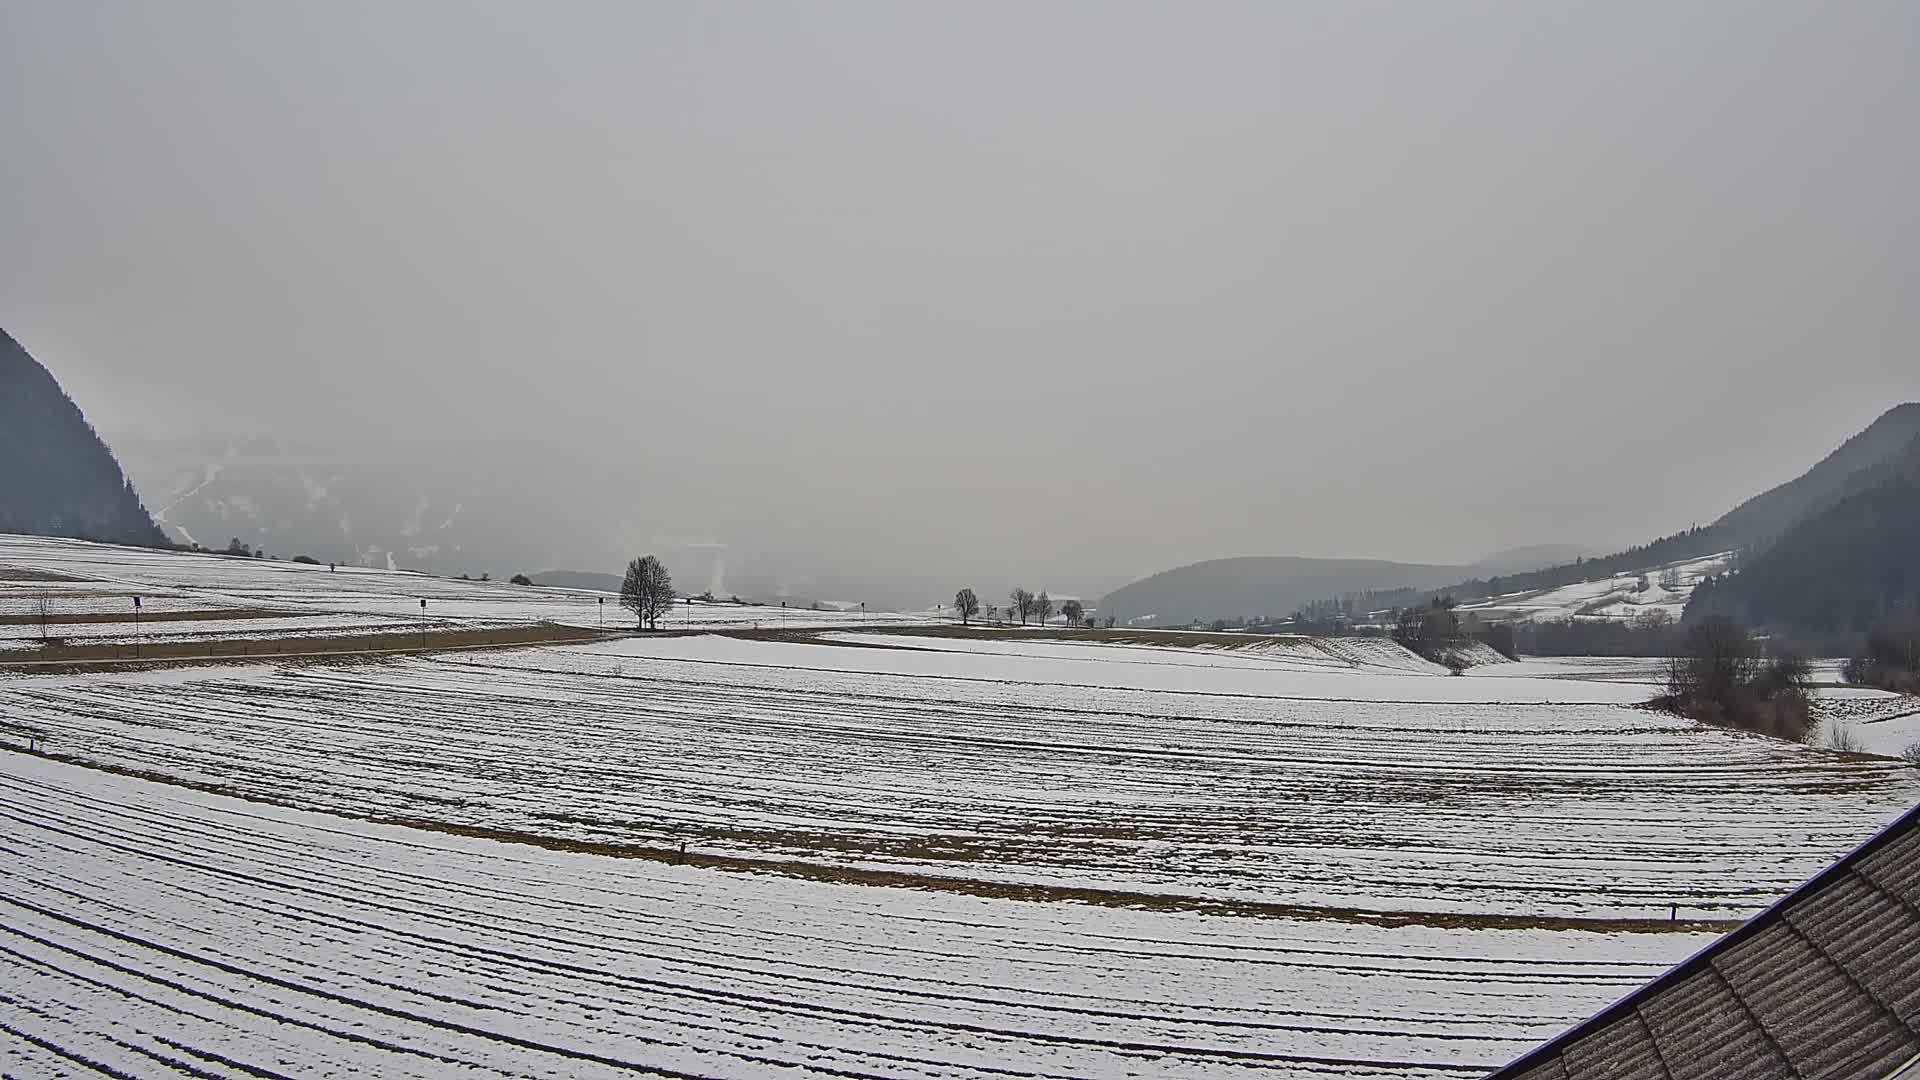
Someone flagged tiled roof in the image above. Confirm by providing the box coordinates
[1488,803,1920,1080]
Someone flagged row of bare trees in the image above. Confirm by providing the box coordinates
[952,587,1088,627]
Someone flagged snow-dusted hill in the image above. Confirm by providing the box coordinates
[1455,552,1734,624]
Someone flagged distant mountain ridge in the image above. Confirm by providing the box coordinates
[0,330,166,547]
[1471,544,1600,572]
[1713,402,1920,546]
[1101,403,1920,627]
[1434,403,1920,606]
[1687,432,1920,633]
[1099,545,1599,625]
[1101,556,1476,626]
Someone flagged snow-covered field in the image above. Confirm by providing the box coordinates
[1454,552,1733,624]
[1478,655,1920,758]
[4,535,1918,1078]
[5,631,1913,923]
[0,613,434,647]
[0,533,935,645]
[0,753,1713,1079]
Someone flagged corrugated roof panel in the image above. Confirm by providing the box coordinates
[1558,1010,1668,1080]
[1715,922,1906,1076]
[1785,877,1920,1026]
[1637,969,1795,1080]
[1486,805,1920,1080]
[1857,828,1920,905]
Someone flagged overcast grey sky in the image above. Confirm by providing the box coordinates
[4,1,1917,593]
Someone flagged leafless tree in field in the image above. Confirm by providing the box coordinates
[621,555,675,631]
[954,588,980,626]
[1033,591,1053,626]
[1009,587,1033,626]
[1061,599,1084,626]
[34,591,51,641]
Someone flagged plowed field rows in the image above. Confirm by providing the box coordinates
[6,633,1913,920]
[0,754,1706,1079]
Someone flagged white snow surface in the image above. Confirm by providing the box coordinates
[0,752,1715,1079]
[632,631,1646,704]
[5,631,1913,922]
[1455,552,1733,624]
[0,533,936,636]
[4,537,1918,1077]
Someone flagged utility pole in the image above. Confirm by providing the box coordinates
[598,596,604,630]
[132,595,142,659]
[419,598,427,650]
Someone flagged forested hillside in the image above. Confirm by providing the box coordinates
[0,329,167,547]
[1414,403,1920,610]
[1686,436,1920,634]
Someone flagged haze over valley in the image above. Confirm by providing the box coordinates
[5,3,1920,1078]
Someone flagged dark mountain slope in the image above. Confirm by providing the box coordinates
[1686,435,1920,634]
[1712,402,1920,546]
[1101,404,1920,626]
[0,330,166,547]
[1472,545,1601,575]
[1409,402,1920,609]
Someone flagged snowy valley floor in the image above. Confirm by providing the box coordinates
[3,752,1707,1080]
[4,540,1920,1078]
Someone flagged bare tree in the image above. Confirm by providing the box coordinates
[1061,599,1085,626]
[1009,587,1033,626]
[1826,723,1864,753]
[1033,591,1054,626]
[1392,597,1460,662]
[621,555,675,630]
[34,591,51,642]
[954,587,980,626]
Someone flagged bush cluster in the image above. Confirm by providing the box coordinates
[1653,616,1812,741]
[1841,612,1920,695]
